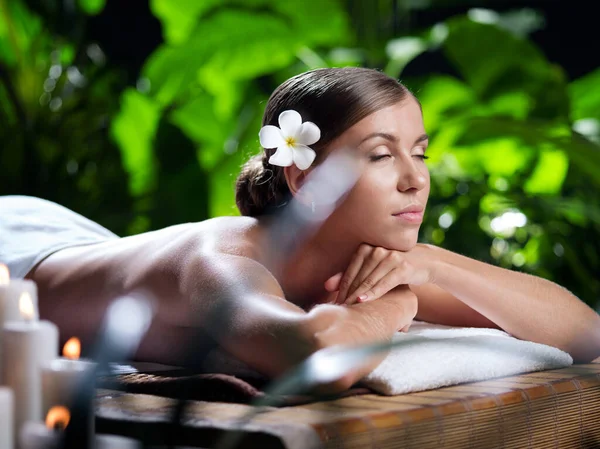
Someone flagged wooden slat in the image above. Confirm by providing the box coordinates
[96,364,600,449]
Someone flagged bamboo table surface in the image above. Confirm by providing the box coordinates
[96,363,600,449]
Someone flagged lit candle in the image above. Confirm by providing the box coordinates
[1,293,58,438]
[0,264,40,383]
[0,264,39,322]
[41,337,95,432]
[19,406,69,449]
[0,387,13,449]
[20,406,140,449]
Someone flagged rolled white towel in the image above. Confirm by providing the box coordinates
[362,321,573,395]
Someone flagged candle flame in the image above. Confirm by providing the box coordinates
[19,292,35,320]
[63,337,81,360]
[0,264,9,285]
[45,405,70,430]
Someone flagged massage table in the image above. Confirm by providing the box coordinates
[95,362,600,448]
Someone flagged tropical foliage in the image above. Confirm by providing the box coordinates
[1,0,599,305]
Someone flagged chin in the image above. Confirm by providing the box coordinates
[375,229,419,252]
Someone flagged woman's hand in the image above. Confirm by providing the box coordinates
[324,243,437,305]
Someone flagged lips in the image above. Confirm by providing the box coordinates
[393,205,424,215]
[392,205,424,224]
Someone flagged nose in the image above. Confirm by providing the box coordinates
[396,157,428,192]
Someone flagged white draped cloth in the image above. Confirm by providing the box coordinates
[0,196,118,278]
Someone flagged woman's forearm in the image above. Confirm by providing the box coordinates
[305,286,417,390]
[429,245,600,362]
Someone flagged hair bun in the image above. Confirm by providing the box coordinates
[235,154,288,216]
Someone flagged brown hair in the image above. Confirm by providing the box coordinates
[235,67,413,216]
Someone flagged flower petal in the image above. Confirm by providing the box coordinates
[296,121,321,146]
[292,144,317,170]
[278,110,303,138]
[268,146,294,167]
[259,125,285,149]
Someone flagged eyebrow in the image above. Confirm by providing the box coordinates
[359,132,429,146]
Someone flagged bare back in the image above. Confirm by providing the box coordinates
[29,216,296,364]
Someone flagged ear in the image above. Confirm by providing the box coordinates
[283,165,312,204]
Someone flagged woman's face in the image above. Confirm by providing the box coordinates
[326,98,430,251]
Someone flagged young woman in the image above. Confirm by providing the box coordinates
[2,67,599,392]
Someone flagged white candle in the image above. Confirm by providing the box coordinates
[41,338,96,433]
[0,264,40,384]
[19,422,59,449]
[0,387,14,449]
[20,422,140,449]
[0,264,40,322]
[19,405,68,449]
[1,293,58,439]
[41,358,96,419]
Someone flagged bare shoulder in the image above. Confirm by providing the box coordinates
[156,216,278,290]
[186,250,284,299]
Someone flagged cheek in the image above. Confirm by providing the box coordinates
[336,175,393,223]
[348,174,390,205]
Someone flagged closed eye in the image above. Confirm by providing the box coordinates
[369,154,392,162]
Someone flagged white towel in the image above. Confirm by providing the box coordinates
[362,320,573,395]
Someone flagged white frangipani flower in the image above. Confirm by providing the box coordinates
[258,110,321,170]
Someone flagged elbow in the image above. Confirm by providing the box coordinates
[563,334,600,364]
[303,304,349,350]
[296,305,359,393]
[569,345,600,364]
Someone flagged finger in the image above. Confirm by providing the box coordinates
[357,267,406,303]
[342,258,383,304]
[335,245,371,304]
[340,246,388,304]
[349,259,396,302]
[324,272,343,292]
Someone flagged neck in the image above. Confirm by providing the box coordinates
[259,213,360,308]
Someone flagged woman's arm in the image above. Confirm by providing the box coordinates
[179,254,417,391]
[414,244,600,363]
[325,242,600,363]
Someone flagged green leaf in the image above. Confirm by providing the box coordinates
[110,89,161,196]
[269,0,350,47]
[539,197,600,226]
[169,94,226,147]
[143,10,299,106]
[444,17,543,94]
[523,149,569,195]
[443,17,570,120]
[168,93,236,171]
[476,137,534,177]
[569,68,600,121]
[150,0,222,44]
[452,116,600,185]
[468,8,545,38]
[480,193,514,214]
[0,1,43,66]
[415,75,475,133]
[144,1,349,106]
[77,0,106,15]
[558,132,600,183]
[208,136,256,218]
[208,102,264,217]
[152,0,349,46]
